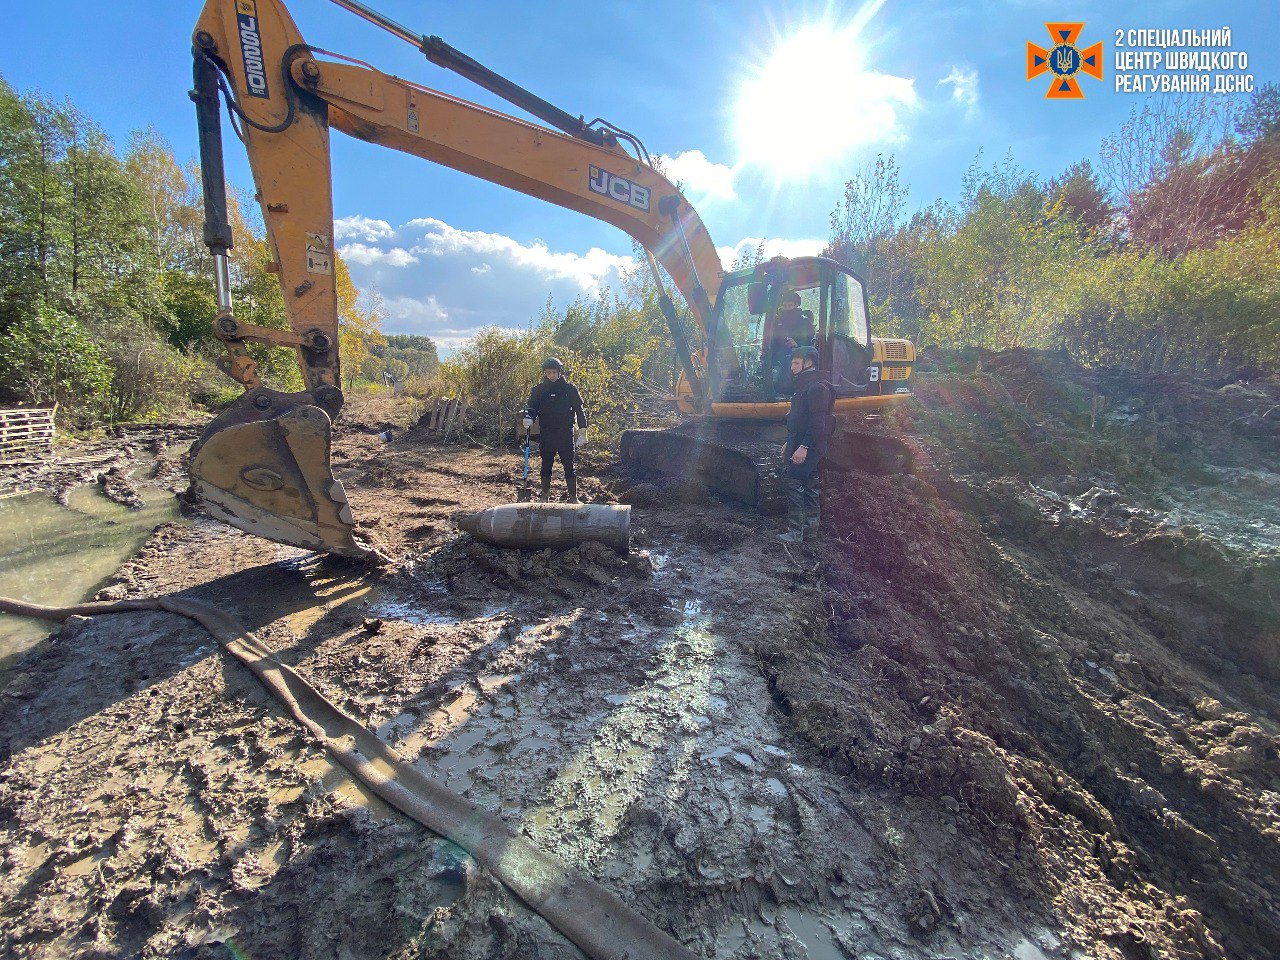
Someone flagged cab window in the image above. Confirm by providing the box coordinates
[834,273,869,346]
[827,271,871,392]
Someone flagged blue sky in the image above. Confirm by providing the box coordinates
[3,1,1276,349]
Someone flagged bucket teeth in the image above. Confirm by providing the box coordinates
[189,394,383,561]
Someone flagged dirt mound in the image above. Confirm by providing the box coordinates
[773,349,1280,959]
[432,536,656,590]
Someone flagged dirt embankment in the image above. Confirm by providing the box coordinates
[770,349,1280,959]
[1,357,1277,960]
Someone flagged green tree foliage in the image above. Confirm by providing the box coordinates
[1234,81,1280,148]
[434,262,686,444]
[0,303,111,415]
[437,327,547,440]
[826,91,1279,380]
[0,75,387,420]
[1045,160,1115,237]
[373,333,440,379]
[0,80,72,324]
[827,154,917,331]
[125,127,206,273]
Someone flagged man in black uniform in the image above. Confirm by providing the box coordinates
[779,345,833,543]
[525,357,588,502]
[762,291,816,396]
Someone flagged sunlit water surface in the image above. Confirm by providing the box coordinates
[0,487,181,674]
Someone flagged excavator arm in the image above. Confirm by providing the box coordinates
[187,0,725,558]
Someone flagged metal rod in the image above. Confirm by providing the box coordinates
[192,48,235,314]
[326,0,421,46]
[643,251,705,403]
[213,252,233,313]
[326,0,608,146]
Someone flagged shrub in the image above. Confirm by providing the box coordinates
[0,303,111,419]
[97,317,205,421]
[436,327,549,442]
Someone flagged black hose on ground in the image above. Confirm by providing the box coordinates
[0,595,697,960]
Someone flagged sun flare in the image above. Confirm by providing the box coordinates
[733,20,916,179]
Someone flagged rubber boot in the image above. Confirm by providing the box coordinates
[539,480,551,502]
[566,478,579,503]
[805,498,822,541]
[778,497,806,544]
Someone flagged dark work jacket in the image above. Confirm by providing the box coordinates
[773,308,815,347]
[763,308,815,367]
[528,377,587,439]
[785,368,834,457]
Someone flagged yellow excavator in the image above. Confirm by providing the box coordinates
[187,0,916,556]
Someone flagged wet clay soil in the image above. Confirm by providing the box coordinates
[1,358,1278,960]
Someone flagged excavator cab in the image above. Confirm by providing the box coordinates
[684,256,910,412]
[626,256,916,512]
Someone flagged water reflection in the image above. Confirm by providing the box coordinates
[0,487,181,670]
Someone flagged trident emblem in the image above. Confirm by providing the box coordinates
[1027,22,1103,100]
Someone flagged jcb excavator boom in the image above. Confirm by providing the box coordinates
[188,0,728,556]
[187,0,915,553]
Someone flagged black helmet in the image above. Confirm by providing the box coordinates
[542,357,564,371]
[791,345,819,364]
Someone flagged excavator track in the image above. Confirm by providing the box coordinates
[620,416,916,514]
[621,420,791,514]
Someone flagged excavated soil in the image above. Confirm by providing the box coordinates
[1,355,1277,960]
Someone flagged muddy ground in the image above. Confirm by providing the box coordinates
[0,351,1277,959]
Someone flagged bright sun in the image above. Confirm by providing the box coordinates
[733,22,915,179]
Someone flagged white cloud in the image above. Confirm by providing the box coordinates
[338,242,419,267]
[657,149,737,201]
[716,236,827,268]
[404,217,633,292]
[333,215,637,353]
[333,215,394,242]
[939,66,980,112]
[384,294,448,326]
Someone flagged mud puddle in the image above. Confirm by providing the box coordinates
[0,485,181,671]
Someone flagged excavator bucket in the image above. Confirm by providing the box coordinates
[188,389,384,562]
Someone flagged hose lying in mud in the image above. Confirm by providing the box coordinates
[0,595,697,960]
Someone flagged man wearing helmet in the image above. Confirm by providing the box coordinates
[779,345,833,543]
[524,357,589,502]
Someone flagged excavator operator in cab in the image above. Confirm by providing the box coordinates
[763,290,815,395]
[525,357,589,503]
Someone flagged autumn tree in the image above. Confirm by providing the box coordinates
[1046,160,1115,238]
[334,256,385,391]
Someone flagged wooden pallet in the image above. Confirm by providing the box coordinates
[0,404,56,464]
[417,396,469,440]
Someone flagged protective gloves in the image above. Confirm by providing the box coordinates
[522,417,534,429]
[575,427,589,447]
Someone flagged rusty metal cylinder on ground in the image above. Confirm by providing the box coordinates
[456,503,630,553]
